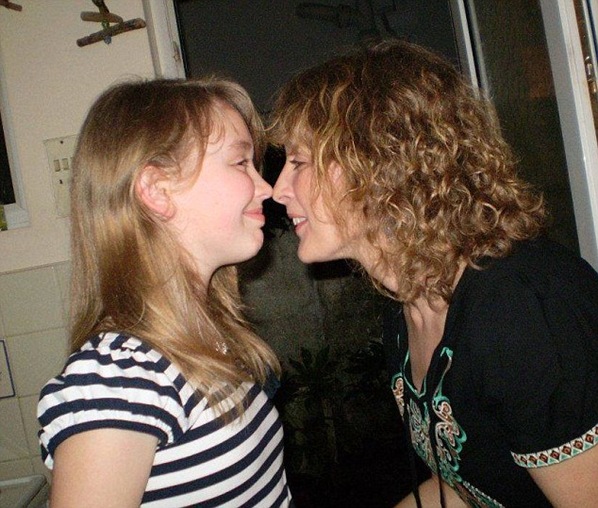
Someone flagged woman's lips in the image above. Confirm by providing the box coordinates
[291,216,307,233]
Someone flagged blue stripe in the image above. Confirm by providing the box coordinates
[152,391,273,475]
[270,483,293,508]
[39,397,183,441]
[65,347,168,375]
[241,447,287,507]
[46,420,167,458]
[144,419,284,504]
[40,371,181,402]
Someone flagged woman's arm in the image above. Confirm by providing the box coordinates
[528,443,598,507]
[394,476,468,508]
[50,428,158,508]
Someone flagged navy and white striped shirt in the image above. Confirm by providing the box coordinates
[37,332,292,507]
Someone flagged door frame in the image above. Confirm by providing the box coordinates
[450,0,598,269]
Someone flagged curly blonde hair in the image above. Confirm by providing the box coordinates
[270,39,546,302]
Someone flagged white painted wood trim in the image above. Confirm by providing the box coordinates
[142,0,186,79]
[0,30,29,229]
[541,0,598,269]
[449,0,480,88]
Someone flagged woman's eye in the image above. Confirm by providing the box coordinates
[289,159,305,170]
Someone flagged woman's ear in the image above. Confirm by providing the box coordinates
[135,165,174,219]
[329,161,345,185]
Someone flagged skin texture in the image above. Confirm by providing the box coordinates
[162,104,272,282]
[273,144,372,266]
[50,429,158,508]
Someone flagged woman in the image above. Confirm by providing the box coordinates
[271,39,598,507]
[37,78,292,507]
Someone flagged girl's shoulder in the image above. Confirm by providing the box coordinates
[38,332,200,466]
[65,332,187,391]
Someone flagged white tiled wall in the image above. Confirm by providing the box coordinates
[0,262,70,482]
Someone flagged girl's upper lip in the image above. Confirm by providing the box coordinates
[244,207,263,215]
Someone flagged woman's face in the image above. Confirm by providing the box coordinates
[168,104,272,280]
[273,144,366,264]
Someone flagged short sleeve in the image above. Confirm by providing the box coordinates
[470,272,598,465]
[37,334,192,469]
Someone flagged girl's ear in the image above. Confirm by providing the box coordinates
[135,165,174,219]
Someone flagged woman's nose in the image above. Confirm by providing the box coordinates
[254,173,273,202]
[273,165,292,204]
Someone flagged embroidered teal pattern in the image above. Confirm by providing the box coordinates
[408,398,436,472]
[390,336,505,508]
[431,347,466,486]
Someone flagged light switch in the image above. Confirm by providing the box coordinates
[44,135,77,217]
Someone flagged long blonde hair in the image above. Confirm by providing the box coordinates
[71,77,280,409]
[270,39,546,303]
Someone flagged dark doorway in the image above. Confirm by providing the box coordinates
[173,2,458,506]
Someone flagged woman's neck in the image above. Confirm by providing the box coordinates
[401,262,467,391]
[403,297,448,391]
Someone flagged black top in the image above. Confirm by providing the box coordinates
[383,239,598,507]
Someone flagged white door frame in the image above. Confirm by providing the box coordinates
[451,0,598,269]
[540,0,598,270]
[142,0,186,79]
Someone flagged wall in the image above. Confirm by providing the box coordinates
[0,0,155,481]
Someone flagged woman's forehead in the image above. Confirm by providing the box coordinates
[284,141,311,155]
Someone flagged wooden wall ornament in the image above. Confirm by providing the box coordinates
[77,0,146,47]
[0,0,22,12]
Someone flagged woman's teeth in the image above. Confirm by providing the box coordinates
[292,217,306,226]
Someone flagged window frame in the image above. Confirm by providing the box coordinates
[0,40,29,230]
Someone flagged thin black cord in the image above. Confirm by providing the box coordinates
[431,433,447,508]
[404,421,422,508]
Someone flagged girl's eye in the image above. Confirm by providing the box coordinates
[236,159,251,170]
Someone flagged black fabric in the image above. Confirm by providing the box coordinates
[383,238,598,507]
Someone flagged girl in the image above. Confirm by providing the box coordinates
[270,39,598,507]
[38,78,292,507]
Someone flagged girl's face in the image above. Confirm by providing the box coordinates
[273,144,367,264]
[168,104,272,280]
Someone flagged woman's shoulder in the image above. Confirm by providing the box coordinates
[465,238,598,297]
[449,238,598,343]
[81,332,162,359]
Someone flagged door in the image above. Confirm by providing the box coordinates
[451,0,598,269]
